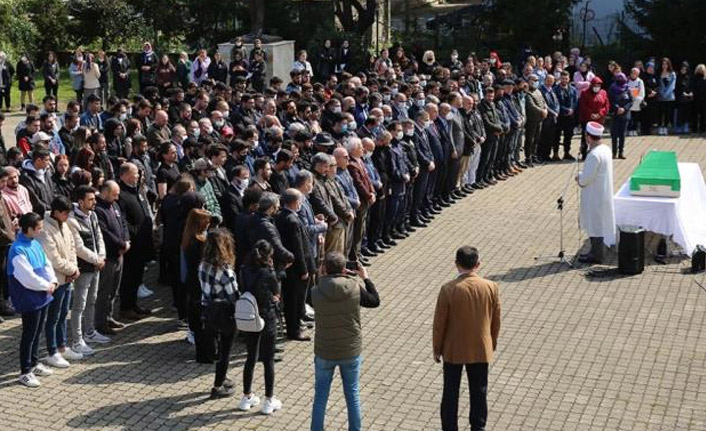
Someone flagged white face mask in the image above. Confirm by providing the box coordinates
[383,94,391,103]
[395,131,404,140]
[405,129,414,137]
[119,113,128,121]
[592,86,601,93]
[332,106,342,114]
[424,120,432,128]
[214,120,224,128]
[223,110,230,118]
[349,120,358,130]
[445,112,454,121]
[384,116,393,123]
[205,126,214,134]
[416,99,425,107]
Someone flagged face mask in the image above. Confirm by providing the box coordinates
[416,99,425,108]
[76,55,83,62]
[405,129,414,137]
[451,55,458,61]
[445,112,454,121]
[192,129,201,138]
[592,86,601,93]
[223,110,230,118]
[424,120,432,128]
[214,120,224,128]
[384,116,393,123]
[530,81,539,89]
[332,106,342,114]
[395,131,404,140]
[420,80,427,87]
[341,124,349,133]
[397,102,407,111]
[234,177,248,192]
[391,88,399,96]
[349,121,357,130]
[383,94,391,103]
[119,113,128,121]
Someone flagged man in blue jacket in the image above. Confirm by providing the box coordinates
[8,212,58,387]
[555,71,579,160]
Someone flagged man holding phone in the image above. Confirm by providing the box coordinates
[310,252,380,431]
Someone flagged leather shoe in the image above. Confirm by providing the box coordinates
[367,244,382,254]
[462,185,475,193]
[391,232,406,240]
[404,224,417,233]
[517,161,528,168]
[495,174,508,181]
[438,200,451,207]
[361,248,377,258]
[410,219,427,228]
[486,178,498,185]
[377,239,392,249]
[419,214,432,223]
[382,238,397,247]
[120,309,145,321]
[472,183,484,190]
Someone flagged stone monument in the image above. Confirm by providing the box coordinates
[218,0,294,83]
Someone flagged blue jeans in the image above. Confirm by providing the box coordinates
[311,355,362,431]
[45,283,72,356]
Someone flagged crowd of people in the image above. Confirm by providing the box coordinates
[0,38,701,429]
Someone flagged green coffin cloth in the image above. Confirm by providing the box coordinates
[629,150,681,197]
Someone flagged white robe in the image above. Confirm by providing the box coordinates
[578,143,616,245]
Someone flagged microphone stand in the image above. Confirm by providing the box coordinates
[535,157,580,268]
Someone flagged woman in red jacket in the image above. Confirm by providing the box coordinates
[578,76,610,159]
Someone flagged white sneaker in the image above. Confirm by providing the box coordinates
[85,330,111,344]
[18,372,40,388]
[32,363,54,376]
[261,397,282,415]
[72,340,95,357]
[185,330,195,345]
[137,284,154,298]
[238,394,261,411]
[304,303,315,319]
[60,348,84,361]
[45,353,70,368]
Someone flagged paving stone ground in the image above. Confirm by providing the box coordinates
[1,132,706,431]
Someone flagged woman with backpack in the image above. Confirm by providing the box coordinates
[238,239,282,415]
[198,227,239,399]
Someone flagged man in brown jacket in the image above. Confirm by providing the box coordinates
[433,246,501,431]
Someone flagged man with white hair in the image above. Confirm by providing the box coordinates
[345,138,375,263]
[575,122,615,264]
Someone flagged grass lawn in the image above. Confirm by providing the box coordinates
[6,72,140,112]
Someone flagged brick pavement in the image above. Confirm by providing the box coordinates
[1,134,706,430]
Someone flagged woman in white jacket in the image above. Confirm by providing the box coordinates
[82,53,101,111]
[627,67,645,136]
[37,196,82,368]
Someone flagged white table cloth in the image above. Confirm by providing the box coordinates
[614,163,706,256]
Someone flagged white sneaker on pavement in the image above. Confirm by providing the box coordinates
[85,330,111,344]
[261,396,282,415]
[185,330,195,345]
[72,340,95,356]
[60,348,84,361]
[238,394,261,411]
[45,353,70,368]
[33,363,54,376]
[137,284,154,298]
[18,372,40,388]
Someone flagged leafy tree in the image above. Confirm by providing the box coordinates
[27,0,72,54]
[0,0,39,60]
[68,0,149,50]
[484,0,578,55]
[623,0,706,63]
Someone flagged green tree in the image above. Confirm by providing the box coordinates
[484,0,578,55]
[27,0,72,54]
[623,0,706,62]
[68,0,149,50]
[0,0,39,59]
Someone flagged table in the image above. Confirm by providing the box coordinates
[614,163,706,256]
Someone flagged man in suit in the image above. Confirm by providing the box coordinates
[424,104,445,211]
[477,88,503,187]
[275,189,313,341]
[435,105,455,205]
[447,93,471,199]
[411,110,435,226]
[433,246,501,431]
[222,165,249,232]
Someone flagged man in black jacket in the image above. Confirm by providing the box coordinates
[94,181,130,335]
[275,189,313,341]
[117,163,154,321]
[244,192,294,271]
[222,165,249,233]
[19,148,54,214]
[477,88,504,187]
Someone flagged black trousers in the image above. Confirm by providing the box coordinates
[44,82,58,99]
[119,251,145,311]
[478,136,498,182]
[367,197,385,244]
[213,326,235,387]
[0,86,10,109]
[524,119,542,160]
[435,161,448,199]
[412,169,429,219]
[0,245,9,301]
[188,295,216,363]
[282,274,307,338]
[243,331,275,398]
[446,158,461,194]
[20,306,48,374]
[556,115,575,154]
[441,362,489,431]
[538,117,556,160]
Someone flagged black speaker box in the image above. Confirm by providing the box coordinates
[618,226,645,275]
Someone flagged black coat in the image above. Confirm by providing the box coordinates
[19,163,54,214]
[221,184,244,232]
[275,208,312,277]
[111,55,132,91]
[95,197,129,259]
[117,181,154,258]
[16,60,35,91]
[244,211,294,270]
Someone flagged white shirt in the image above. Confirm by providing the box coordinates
[578,143,616,245]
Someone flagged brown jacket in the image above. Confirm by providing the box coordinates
[433,272,501,364]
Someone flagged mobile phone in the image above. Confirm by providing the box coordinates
[345,261,359,271]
